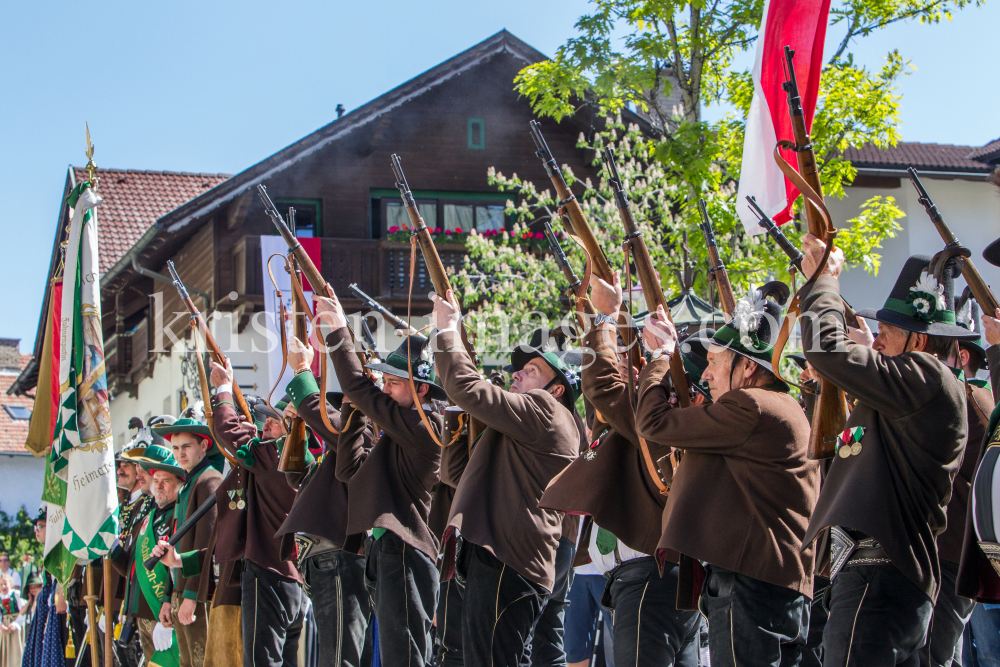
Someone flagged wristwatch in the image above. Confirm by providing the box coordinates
[594,313,617,328]
[650,346,673,360]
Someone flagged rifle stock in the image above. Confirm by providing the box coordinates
[781,46,848,460]
[908,167,1000,316]
[697,199,736,316]
[166,261,254,424]
[530,121,643,372]
[278,208,308,473]
[603,147,690,407]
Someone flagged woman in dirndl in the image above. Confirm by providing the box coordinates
[0,573,24,667]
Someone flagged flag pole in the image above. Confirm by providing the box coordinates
[85,564,101,667]
[85,122,112,667]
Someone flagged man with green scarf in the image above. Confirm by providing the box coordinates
[152,419,223,667]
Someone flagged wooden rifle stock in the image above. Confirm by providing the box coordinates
[908,167,1000,316]
[166,261,254,424]
[602,147,691,407]
[542,219,596,331]
[781,46,848,460]
[697,199,736,316]
[278,208,308,473]
[529,121,643,372]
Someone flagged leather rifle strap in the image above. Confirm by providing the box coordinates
[192,321,237,467]
[406,235,463,448]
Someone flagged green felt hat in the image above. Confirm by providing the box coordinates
[856,255,979,340]
[151,417,220,463]
[711,282,790,391]
[135,444,188,481]
[365,335,448,401]
[510,345,581,410]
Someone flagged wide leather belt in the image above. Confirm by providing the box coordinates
[295,534,341,568]
[830,526,891,579]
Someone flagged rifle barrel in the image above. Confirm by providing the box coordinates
[348,283,415,334]
[697,199,736,316]
[143,493,218,570]
[745,196,805,273]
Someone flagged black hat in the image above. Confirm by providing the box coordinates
[787,353,808,371]
[712,282,788,375]
[326,392,345,412]
[244,395,281,422]
[856,254,979,340]
[365,335,448,401]
[34,507,46,524]
[985,239,1000,268]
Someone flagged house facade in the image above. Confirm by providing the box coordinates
[0,339,44,516]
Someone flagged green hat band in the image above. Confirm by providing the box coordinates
[712,324,773,363]
[883,297,956,325]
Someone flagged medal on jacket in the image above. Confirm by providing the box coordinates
[228,490,237,510]
[237,489,246,510]
[837,427,865,458]
[584,439,600,461]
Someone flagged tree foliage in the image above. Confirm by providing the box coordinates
[448,0,980,358]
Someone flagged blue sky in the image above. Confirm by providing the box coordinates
[1,0,997,350]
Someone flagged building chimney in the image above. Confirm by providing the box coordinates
[0,338,20,373]
[336,104,346,119]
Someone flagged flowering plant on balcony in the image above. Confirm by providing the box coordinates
[386,225,473,245]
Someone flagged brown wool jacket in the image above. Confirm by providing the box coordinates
[327,327,443,559]
[540,326,667,557]
[800,274,968,602]
[636,358,819,597]
[212,393,301,582]
[175,462,221,603]
[275,381,371,554]
[435,330,583,592]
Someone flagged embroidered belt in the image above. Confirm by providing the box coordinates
[830,526,891,579]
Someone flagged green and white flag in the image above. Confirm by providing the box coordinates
[48,181,119,560]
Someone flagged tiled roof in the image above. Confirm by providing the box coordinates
[841,142,993,173]
[969,138,1000,162]
[71,168,230,273]
[0,345,34,454]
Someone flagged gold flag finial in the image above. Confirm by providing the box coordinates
[84,122,98,190]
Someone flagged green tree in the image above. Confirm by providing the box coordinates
[448,0,979,358]
[0,506,42,572]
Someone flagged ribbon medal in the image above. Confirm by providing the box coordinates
[837,426,866,458]
[228,490,237,510]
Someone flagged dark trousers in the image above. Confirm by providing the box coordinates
[241,559,306,667]
[920,560,975,667]
[438,576,465,667]
[699,566,809,667]
[604,558,700,667]
[366,531,439,667]
[823,564,933,666]
[460,541,548,667]
[565,574,614,664]
[802,576,830,667]
[303,549,371,667]
[530,536,575,666]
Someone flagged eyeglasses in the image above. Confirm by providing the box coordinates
[0,558,9,562]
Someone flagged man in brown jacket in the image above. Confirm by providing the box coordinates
[431,290,583,667]
[151,418,223,667]
[314,294,443,667]
[636,285,820,667]
[208,362,304,667]
[279,335,373,667]
[541,272,704,666]
[799,240,972,666]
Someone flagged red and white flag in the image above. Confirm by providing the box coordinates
[737,0,832,234]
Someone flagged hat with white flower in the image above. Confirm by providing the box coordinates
[856,255,979,339]
[365,335,447,401]
[509,345,582,410]
[711,281,789,375]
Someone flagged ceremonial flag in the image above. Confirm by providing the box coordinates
[47,181,119,562]
[25,280,62,456]
[736,0,832,234]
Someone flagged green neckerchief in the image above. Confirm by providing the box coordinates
[948,366,967,383]
[175,457,211,525]
[970,377,989,389]
[372,528,387,540]
[595,527,618,556]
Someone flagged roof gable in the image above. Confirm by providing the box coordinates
[842,141,993,174]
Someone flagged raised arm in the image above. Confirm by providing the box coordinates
[635,358,758,461]
[582,326,638,445]
[336,402,373,483]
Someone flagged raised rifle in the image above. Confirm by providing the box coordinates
[143,492,218,570]
[542,218,595,330]
[391,154,479,448]
[167,261,255,424]
[348,283,420,336]
[697,199,737,317]
[602,146,691,408]
[280,207,309,473]
[908,167,999,315]
[256,184,370,438]
[774,45,849,460]
[745,196,804,273]
[529,121,644,373]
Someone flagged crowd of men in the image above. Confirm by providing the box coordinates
[23,205,1000,667]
